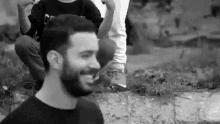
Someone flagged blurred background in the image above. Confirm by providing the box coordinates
[126,0,220,54]
[0,0,220,120]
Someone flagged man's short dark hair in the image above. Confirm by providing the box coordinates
[40,14,97,72]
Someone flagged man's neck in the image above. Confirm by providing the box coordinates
[35,73,78,110]
[58,0,76,3]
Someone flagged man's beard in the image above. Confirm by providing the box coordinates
[60,59,98,97]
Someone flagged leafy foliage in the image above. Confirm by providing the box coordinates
[0,43,35,115]
[127,47,220,97]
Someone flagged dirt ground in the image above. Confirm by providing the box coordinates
[126,46,185,73]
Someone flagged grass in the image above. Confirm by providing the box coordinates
[125,42,220,99]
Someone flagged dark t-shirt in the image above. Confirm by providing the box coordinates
[26,0,103,40]
[0,96,104,124]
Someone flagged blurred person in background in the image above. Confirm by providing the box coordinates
[91,0,130,89]
[15,0,115,90]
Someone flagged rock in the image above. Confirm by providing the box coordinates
[96,93,131,124]
[196,68,214,82]
[175,92,210,123]
[95,91,215,124]
[204,91,220,122]
[169,34,201,43]
[127,93,175,124]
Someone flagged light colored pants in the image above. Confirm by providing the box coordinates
[91,0,130,70]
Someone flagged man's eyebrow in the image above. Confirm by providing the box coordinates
[79,50,96,54]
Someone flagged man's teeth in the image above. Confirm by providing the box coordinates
[81,74,100,84]
[82,75,93,79]
[81,75,94,84]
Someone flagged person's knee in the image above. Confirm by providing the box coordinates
[15,35,34,55]
[97,38,116,67]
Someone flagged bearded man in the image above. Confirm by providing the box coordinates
[0,14,104,124]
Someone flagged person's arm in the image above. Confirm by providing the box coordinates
[98,9,114,39]
[84,0,115,39]
[17,0,45,37]
[17,6,31,34]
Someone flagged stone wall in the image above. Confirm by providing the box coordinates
[96,91,220,124]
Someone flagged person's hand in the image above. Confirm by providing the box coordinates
[102,0,115,11]
[17,0,35,9]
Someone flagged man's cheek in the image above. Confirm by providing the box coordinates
[70,60,86,70]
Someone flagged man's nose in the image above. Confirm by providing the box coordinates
[90,57,101,70]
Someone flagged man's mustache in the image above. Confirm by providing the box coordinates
[80,68,99,76]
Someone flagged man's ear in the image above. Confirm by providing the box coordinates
[47,50,63,70]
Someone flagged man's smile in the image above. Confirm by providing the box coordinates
[80,74,94,84]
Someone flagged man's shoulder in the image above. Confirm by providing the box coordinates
[79,97,98,105]
[0,96,42,124]
[0,108,28,124]
[77,97,104,124]
[80,0,95,6]
[78,97,102,112]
